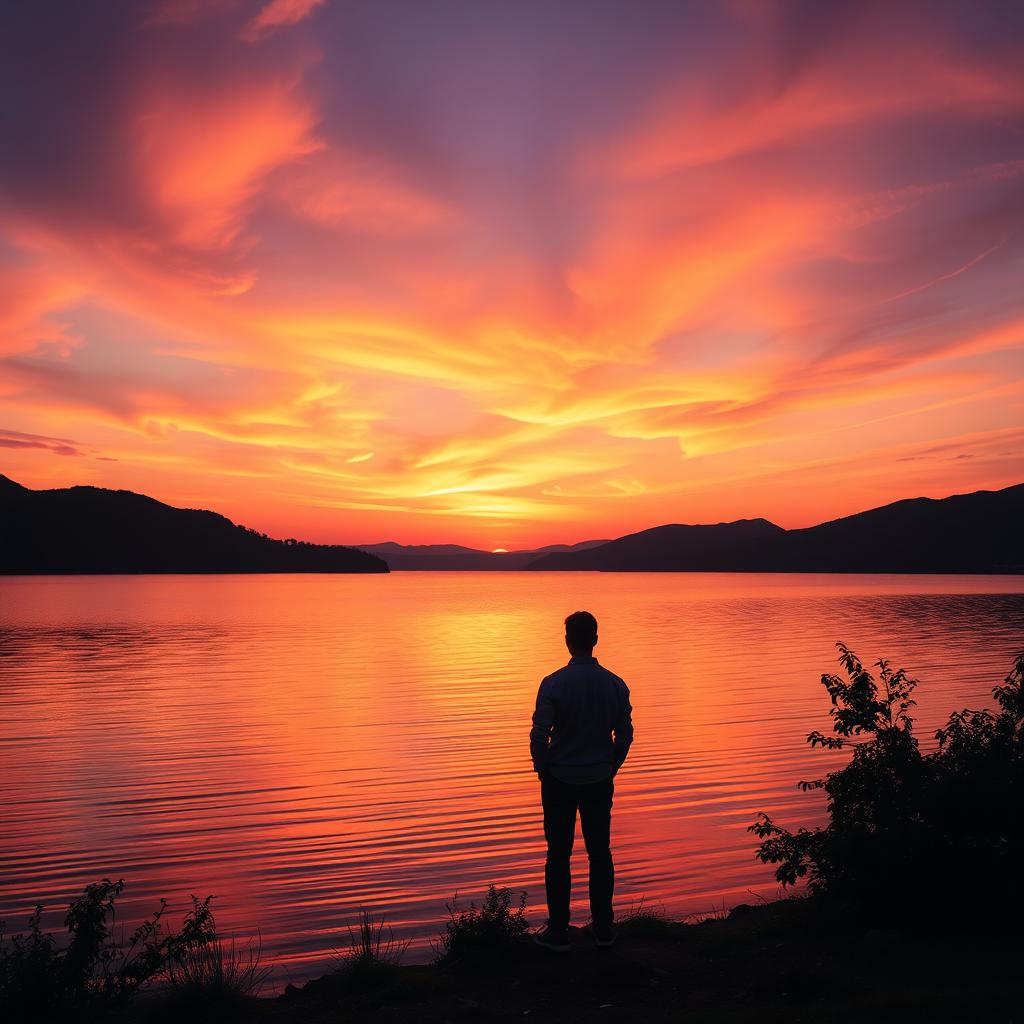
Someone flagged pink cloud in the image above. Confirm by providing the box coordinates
[242,0,326,41]
[0,2,1021,544]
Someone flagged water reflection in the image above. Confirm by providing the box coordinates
[1,573,1021,985]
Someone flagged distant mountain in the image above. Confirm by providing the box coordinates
[355,538,608,570]
[527,485,1024,573]
[0,475,388,574]
[5,473,1019,576]
[527,519,784,571]
[532,540,612,555]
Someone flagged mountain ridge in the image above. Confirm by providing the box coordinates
[2,475,1021,574]
[0,475,388,574]
[526,485,1024,573]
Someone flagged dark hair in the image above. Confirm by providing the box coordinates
[565,610,598,648]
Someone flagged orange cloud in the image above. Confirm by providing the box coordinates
[279,152,448,233]
[135,75,322,250]
[0,2,1022,546]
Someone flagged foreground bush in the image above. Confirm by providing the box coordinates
[750,644,1024,917]
[436,885,530,964]
[0,878,215,1021]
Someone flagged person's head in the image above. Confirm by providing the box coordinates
[564,610,598,657]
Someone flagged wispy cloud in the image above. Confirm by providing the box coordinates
[0,1,1021,543]
[242,0,326,41]
[0,429,84,457]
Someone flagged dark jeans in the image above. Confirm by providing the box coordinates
[540,773,614,930]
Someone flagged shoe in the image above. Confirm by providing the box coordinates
[532,925,571,952]
[593,923,617,947]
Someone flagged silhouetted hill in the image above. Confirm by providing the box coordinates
[7,474,1019,575]
[0,475,388,574]
[742,484,1024,573]
[0,474,28,495]
[527,485,1024,572]
[528,519,784,571]
[355,538,608,570]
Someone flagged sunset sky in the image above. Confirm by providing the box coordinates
[1,0,1022,547]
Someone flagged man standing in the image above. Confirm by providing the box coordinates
[529,610,634,951]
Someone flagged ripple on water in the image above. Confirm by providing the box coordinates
[1,572,1021,985]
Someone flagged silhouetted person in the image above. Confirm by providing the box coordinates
[529,610,633,951]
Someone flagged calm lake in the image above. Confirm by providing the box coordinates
[1,572,1022,985]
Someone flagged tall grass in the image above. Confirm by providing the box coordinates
[618,898,678,939]
[166,932,270,998]
[335,909,409,989]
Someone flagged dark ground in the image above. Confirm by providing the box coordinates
[128,897,1021,1024]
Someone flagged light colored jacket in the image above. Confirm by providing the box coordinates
[529,655,634,784]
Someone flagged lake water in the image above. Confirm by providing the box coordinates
[1,573,1021,986]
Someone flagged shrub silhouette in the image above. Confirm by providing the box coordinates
[750,644,1024,917]
[0,878,215,1021]
[436,885,530,965]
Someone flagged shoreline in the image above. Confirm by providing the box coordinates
[124,896,1022,1023]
